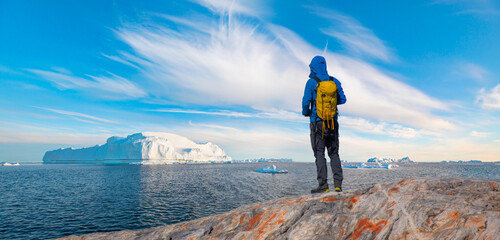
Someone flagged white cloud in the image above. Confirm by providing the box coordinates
[477,84,500,109]
[159,108,436,139]
[339,116,438,139]
[152,108,306,122]
[0,128,112,145]
[190,0,265,17]
[454,62,489,81]
[341,134,500,162]
[28,68,147,100]
[470,130,489,137]
[431,0,500,16]
[188,120,240,131]
[311,8,395,62]
[36,107,119,124]
[109,7,454,131]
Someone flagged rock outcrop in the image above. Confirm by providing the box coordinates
[59,178,499,240]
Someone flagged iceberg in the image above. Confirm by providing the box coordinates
[367,156,413,164]
[43,132,232,164]
[254,165,288,173]
[342,163,398,169]
[1,162,20,166]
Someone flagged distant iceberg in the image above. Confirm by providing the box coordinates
[254,165,288,173]
[342,163,398,169]
[43,132,232,164]
[367,156,413,164]
[1,162,20,166]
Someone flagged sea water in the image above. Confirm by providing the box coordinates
[0,162,498,240]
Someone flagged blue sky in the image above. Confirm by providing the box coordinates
[1,0,499,162]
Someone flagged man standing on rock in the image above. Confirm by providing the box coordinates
[302,56,346,193]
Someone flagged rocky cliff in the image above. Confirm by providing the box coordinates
[59,178,499,240]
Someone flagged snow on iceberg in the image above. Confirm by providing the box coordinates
[43,132,232,164]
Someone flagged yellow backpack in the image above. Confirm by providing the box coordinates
[313,76,338,137]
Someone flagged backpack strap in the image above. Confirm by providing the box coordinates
[313,76,334,83]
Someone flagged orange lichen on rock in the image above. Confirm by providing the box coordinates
[239,213,247,224]
[245,212,263,231]
[397,179,407,186]
[257,211,279,237]
[449,211,460,219]
[252,210,289,238]
[385,201,396,210]
[180,223,187,230]
[390,187,399,193]
[489,182,498,191]
[348,218,388,240]
[282,196,307,206]
[320,197,338,203]
[347,195,360,208]
[464,215,486,228]
[275,210,287,225]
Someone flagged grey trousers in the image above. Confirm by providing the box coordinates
[310,120,343,188]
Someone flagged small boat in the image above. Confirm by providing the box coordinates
[254,165,288,173]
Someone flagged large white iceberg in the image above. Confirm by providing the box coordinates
[43,132,232,164]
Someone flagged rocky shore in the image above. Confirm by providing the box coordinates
[59,178,499,240]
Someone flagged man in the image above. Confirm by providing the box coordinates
[302,56,346,193]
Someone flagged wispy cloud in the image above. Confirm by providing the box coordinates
[341,133,500,162]
[454,62,489,81]
[340,116,439,139]
[27,68,147,100]
[109,4,454,131]
[36,107,119,124]
[470,130,489,137]
[310,7,395,62]
[153,108,306,122]
[190,0,266,17]
[477,84,500,109]
[0,128,112,145]
[188,120,241,131]
[157,108,439,138]
[431,0,500,16]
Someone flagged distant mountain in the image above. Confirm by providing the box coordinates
[43,132,232,164]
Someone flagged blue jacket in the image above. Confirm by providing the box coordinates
[302,56,346,122]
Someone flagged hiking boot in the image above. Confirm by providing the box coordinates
[334,187,342,192]
[311,184,329,194]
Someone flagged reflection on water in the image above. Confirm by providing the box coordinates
[0,162,498,239]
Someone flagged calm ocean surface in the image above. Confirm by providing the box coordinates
[1,162,499,240]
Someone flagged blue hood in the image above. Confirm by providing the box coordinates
[309,56,330,81]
